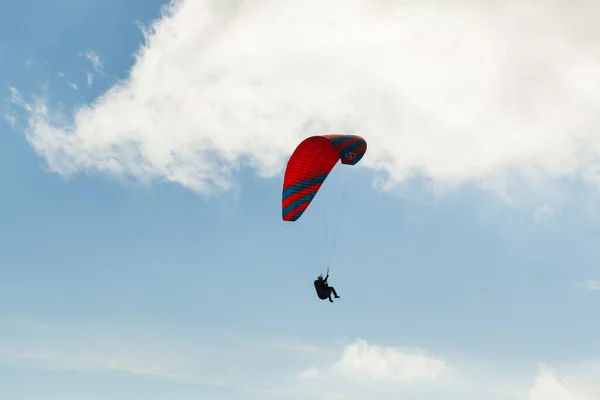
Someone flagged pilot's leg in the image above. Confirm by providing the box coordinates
[330,286,339,298]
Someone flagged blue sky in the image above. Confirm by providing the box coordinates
[2,0,600,399]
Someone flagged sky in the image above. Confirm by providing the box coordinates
[2,0,600,399]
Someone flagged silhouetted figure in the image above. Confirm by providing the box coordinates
[314,272,340,303]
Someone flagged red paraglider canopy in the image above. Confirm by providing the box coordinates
[282,134,367,222]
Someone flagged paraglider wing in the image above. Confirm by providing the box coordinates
[282,134,367,221]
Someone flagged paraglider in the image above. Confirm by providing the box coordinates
[281,134,367,303]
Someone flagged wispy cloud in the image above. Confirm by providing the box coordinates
[0,322,341,391]
[16,0,600,207]
[259,339,337,356]
[576,280,600,291]
[4,87,32,130]
[0,321,228,387]
[3,112,17,129]
[14,351,220,385]
[82,50,103,74]
[77,50,104,88]
[86,72,94,87]
[297,367,320,380]
[534,204,556,221]
[8,86,32,112]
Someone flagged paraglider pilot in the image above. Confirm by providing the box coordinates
[314,272,340,303]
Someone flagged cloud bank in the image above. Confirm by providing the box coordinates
[2,325,599,400]
[14,0,600,200]
[277,339,599,400]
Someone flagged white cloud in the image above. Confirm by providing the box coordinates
[529,365,578,400]
[528,364,599,400]
[332,339,445,383]
[14,0,600,202]
[277,339,452,400]
[280,348,600,400]
[576,280,600,291]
